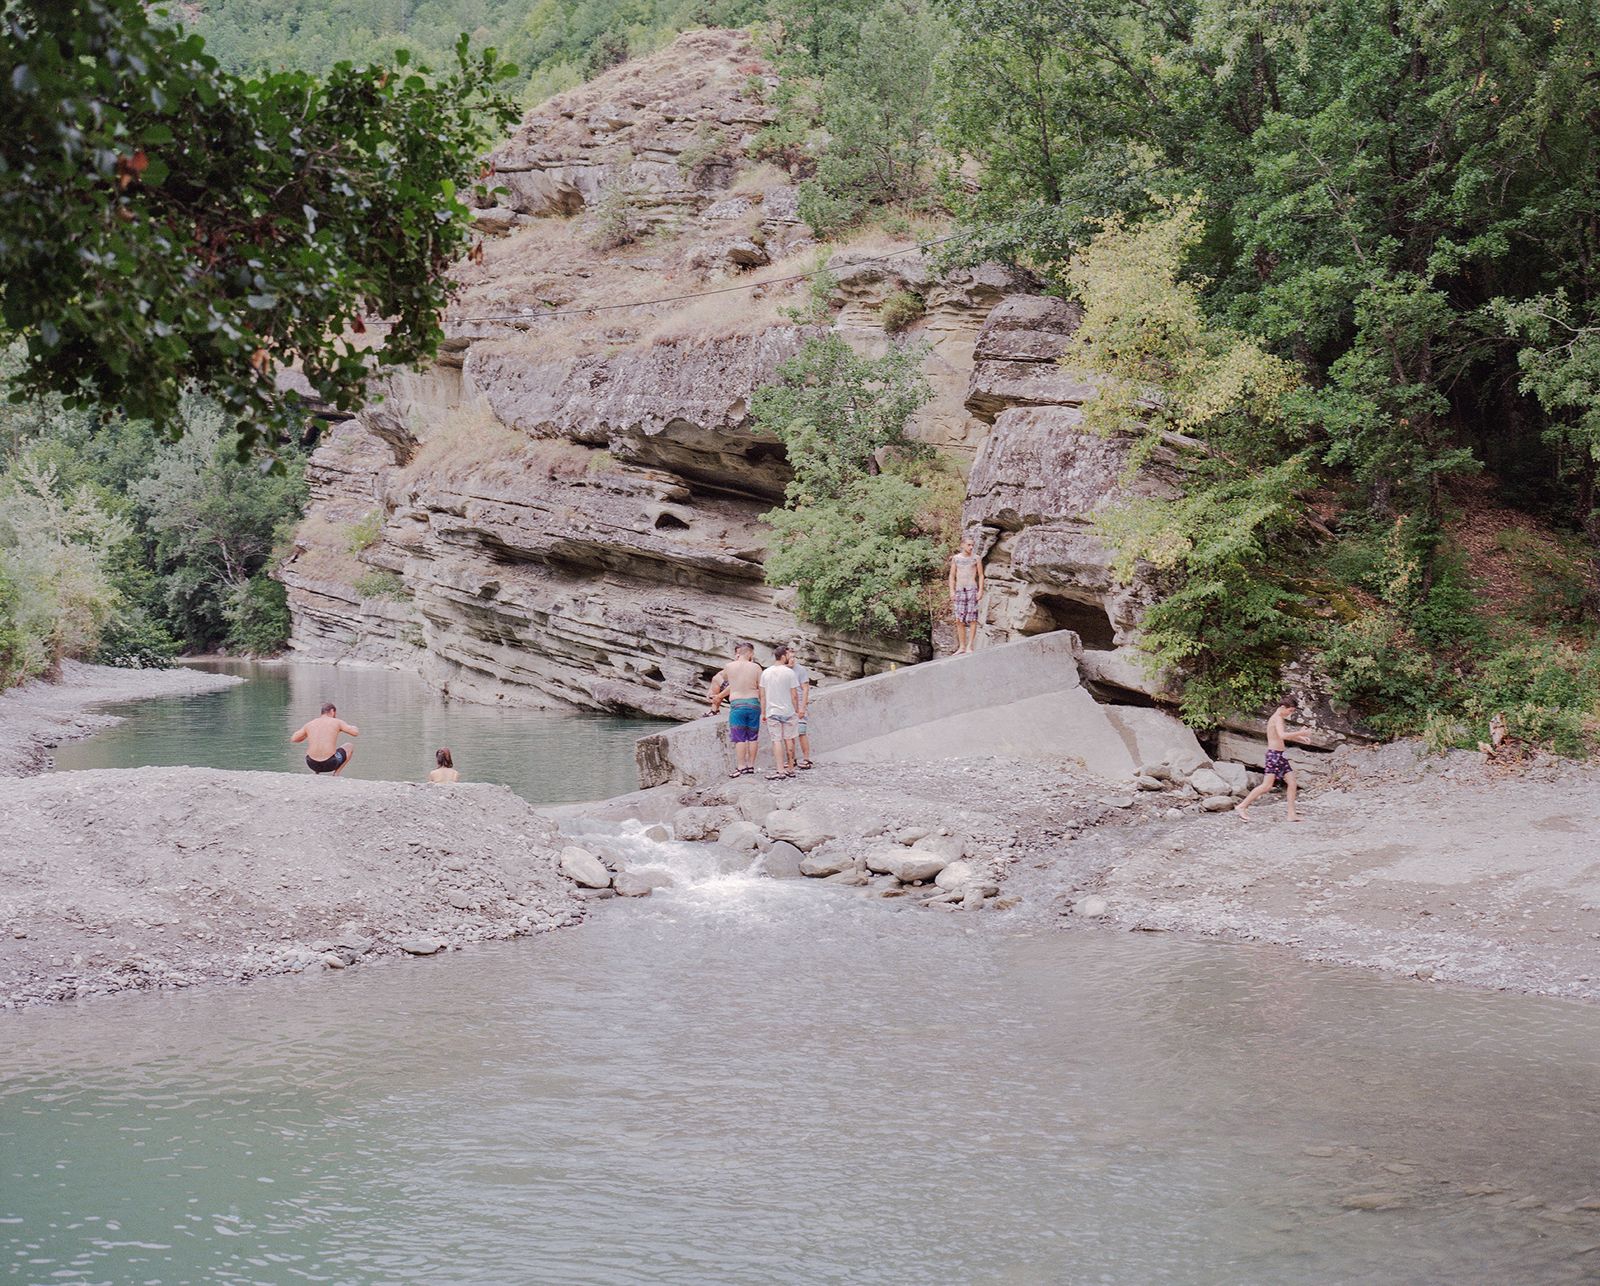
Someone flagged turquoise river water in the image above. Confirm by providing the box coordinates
[5,662,1600,1284]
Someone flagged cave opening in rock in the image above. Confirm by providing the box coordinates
[653,511,690,531]
[641,665,665,682]
[1021,592,1117,650]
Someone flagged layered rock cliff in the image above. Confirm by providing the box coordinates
[282,28,1152,719]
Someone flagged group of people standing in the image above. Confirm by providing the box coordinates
[708,642,815,781]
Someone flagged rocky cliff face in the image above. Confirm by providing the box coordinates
[282,28,1148,718]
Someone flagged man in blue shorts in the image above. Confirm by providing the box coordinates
[708,641,763,777]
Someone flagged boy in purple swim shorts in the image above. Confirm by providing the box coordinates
[1235,694,1315,822]
[709,641,763,777]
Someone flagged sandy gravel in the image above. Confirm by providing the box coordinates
[0,767,580,1008]
[0,661,241,777]
[1052,744,1600,1003]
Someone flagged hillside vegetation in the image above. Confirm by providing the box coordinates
[183,0,761,102]
[754,0,1600,751]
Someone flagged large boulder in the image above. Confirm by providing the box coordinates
[1188,767,1232,797]
[761,840,806,879]
[558,846,613,889]
[763,810,834,852]
[865,845,948,883]
[798,850,856,878]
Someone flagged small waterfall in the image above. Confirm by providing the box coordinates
[563,818,766,895]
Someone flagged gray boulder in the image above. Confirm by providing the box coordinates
[763,810,834,852]
[913,834,967,863]
[673,806,733,842]
[1201,795,1237,812]
[888,852,948,883]
[397,936,444,955]
[1211,761,1249,794]
[761,840,806,879]
[718,819,761,852]
[613,871,664,897]
[798,850,855,878]
[1135,774,1166,791]
[895,826,931,845]
[644,823,672,843]
[558,846,613,889]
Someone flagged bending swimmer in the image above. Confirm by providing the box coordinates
[292,702,359,776]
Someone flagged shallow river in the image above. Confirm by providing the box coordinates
[49,661,660,805]
[10,665,1600,1283]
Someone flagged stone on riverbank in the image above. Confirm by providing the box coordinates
[798,850,855,878]
[763,810,834,852]
[761,841,806,878]
[559,846,613,889]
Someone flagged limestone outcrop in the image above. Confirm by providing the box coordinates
[281,28,1170,722]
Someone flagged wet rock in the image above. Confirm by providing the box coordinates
[672,806,732,841]
[761,840,805,878]
[718,819,761,852]
[322,953,348,969]
[397,936,444,956]
[575,886,617,900]
[612,871,657,897]
[558,846,613,889]
[1201,795,1237,812]
[1075,896,1109,918]
[822,869,870,886]
[763,810,834,852]
[644,823,672,843]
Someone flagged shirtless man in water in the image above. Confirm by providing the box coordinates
[708,641,763,777]
[291,702,359,775]
[1234,694,1314,822]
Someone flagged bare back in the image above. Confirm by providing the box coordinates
[298,714,355,759]
[428,767,460,783]
[720,658,763,700]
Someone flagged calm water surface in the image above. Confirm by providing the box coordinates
[12,667,1600,1283]
[49,661,661,805]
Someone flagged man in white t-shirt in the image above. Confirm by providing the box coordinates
[790,647,815,770]
[759,644,802,780]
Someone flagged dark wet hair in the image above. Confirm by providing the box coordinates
[1279,694,1300,709]
[734,640,754,655]
[321,702,337,715]
[774,643,793,661]
[436,748,453,768]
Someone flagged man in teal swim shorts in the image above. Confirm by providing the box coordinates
[708,640,763,777]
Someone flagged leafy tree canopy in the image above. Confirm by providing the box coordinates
[0,0,520,454]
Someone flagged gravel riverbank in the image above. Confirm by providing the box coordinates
[0,661,242,777]
[0,767,580,1008]
[569,743,1600,1004]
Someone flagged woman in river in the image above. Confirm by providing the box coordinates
[427,748,460,783]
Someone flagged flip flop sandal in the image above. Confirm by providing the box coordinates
[797,761,814,769]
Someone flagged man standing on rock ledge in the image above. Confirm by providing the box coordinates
[292,702,359,776]
[708,641,763,777]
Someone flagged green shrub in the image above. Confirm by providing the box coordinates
[764,472,945,637]
[353,570,409,601]
[1316,614,1442,738]
[225,574,292,655]
[94,608,179,669]
[879,290,925,334]
[1459,642,1600,755]
[346,510,384,553]
[589,163,647,250]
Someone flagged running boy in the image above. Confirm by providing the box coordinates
[1234,695,1316,822]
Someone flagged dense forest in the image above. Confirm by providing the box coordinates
[754,0,1600,750]
[184,0,761,101]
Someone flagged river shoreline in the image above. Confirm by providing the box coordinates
[2,665,1597,1010]
[0,660,242,778]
